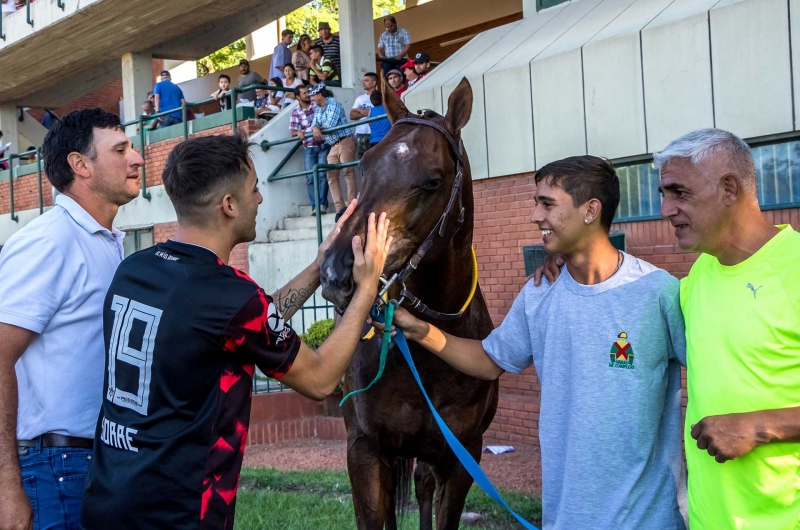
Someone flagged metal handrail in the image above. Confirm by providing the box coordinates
[57,0,65,9]
[5,147,40,222]
[121,83,286,201]
[26,0,32,26]
[0,4,5,40]
[262,113,388,182]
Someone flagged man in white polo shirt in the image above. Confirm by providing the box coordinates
[0,109,143,530]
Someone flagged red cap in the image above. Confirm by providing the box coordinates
[401,59,416,70]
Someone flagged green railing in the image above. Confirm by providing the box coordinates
[0,0,65,39]
[262,113,387,243]
[0,147,43,222]
[122,83,286,201]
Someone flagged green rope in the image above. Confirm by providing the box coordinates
[339,300,396,406]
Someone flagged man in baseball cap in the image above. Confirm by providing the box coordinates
[401,59,420,88]
[414,52,432,78]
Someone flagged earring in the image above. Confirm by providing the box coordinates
[584,218,590,224]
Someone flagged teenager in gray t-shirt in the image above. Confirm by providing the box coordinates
[484,255,686,529]
[381,155,687,529]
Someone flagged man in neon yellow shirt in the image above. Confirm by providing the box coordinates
[655,129,800,529]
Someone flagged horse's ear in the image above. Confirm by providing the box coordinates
[444,77,473,135]
[383,80,410,124]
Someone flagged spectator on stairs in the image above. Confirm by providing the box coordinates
[314,22,341,74]
[293,34,314,83]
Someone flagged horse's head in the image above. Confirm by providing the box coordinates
[320,77,474,312]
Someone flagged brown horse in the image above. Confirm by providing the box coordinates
[319,78,498,530]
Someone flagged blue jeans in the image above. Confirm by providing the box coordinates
[304,144,330,210]
[19,445,92,530]
[162,115,182,127]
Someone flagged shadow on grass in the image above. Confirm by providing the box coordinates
[235,468,542,530]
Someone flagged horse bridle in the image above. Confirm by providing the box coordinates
[375,116,471,321]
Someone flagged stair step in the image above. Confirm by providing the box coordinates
[268,226,334,243]
[284,213,337,230]
[299,205,335,217]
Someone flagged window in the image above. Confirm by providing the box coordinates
[537,0,569,11]
[123,227,154,257]
[751,139,800,208]
[613,136,800,222]
[614,161,661,221]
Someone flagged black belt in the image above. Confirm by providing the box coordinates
[18,434,93,449]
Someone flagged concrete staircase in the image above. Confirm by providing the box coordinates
[267,205,337,243]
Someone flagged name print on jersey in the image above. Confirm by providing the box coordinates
[100,416,139,452]
[107,295,163,416]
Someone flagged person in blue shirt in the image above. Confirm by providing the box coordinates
[368,91,390,149]
[153,70,186,127]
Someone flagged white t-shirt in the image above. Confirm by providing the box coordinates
[352,93,373,135]
[0,195,125,439]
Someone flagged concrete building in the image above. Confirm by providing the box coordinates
[1,0,796,447]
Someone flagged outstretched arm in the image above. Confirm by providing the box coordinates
[270,201,358,320]
[371,307,504,381]
[281,212,393,399]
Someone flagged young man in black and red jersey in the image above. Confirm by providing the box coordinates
[80,134,392,530]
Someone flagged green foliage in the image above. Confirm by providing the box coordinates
[285,0,406,41]
[196,39,247,77]
[235,468,542,529]
[300,318,334,349]
[195,0,406,77]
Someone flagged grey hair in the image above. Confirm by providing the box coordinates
[653,128,757,193]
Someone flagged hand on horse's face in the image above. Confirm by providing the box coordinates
[316,200,358,268]
[351,211,393,297]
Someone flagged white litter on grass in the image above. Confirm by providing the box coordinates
[483,445,515,455]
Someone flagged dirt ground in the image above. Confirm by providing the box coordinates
[244,439,543,496]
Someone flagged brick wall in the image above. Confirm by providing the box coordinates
[473,172,800,446]
[0,171,53,215]
[27,59,165,123]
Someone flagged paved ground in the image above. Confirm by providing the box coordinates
[244,439,543,496]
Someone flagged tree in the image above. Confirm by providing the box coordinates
[196,39,247,77]
[285,0,405,40]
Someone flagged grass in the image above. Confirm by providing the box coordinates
[234,468,542,530]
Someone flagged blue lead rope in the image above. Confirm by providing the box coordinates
[393,332,540,530]
[342,302,540,530]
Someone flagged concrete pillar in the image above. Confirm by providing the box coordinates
[121,52,154,134]
[337,0,376,89]
[0,105,20,157]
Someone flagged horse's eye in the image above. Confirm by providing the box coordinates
[420,179,442,191]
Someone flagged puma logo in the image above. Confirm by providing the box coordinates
[747,283,763,299]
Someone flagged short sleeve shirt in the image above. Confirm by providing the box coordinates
[378,27,412,58]
[238,71,264,103]
[81,240,300,530]
[483,254,687,529]
[0,194,125,440]
[352,93,373,135]
[314,35,341,71]
[681,225,800,529]
[153,80,185,120]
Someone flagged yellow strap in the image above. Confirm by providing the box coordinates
[459,246,479,314]
[361,247,479,340]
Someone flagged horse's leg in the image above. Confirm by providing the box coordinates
[347,433,394,530]
[414,461,436,530]
[432,444,482,530]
